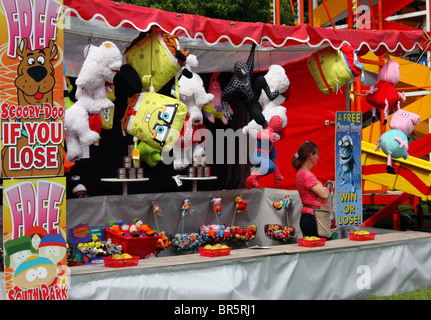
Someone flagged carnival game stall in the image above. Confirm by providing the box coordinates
[1,0,431,301]
[61,0,425,196]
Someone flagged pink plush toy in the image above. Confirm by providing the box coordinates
[375,109,420,174]
[212,197,222,214]
[366,56,406,125]
[203,72,233,125]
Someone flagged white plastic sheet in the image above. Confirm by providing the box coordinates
[67,233,431,300]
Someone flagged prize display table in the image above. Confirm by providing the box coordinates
[100,178,149,195]
[3,189,431,300]
[172,175,217,192]
[63,230,431,300]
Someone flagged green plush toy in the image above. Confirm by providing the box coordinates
[125,28,189,93]
[65,77,75,109]
[138,141,163,167]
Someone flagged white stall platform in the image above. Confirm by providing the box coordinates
[67,230,431,300]
[2,188,431,300]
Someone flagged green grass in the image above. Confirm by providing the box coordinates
[367,286,431,300]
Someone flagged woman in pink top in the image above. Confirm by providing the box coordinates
[292,141,331,237]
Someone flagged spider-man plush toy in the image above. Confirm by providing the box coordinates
[221,43,279,128]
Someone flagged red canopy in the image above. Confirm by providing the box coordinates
[64,0,425,56]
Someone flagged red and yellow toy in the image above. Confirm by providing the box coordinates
[235,195,248,213]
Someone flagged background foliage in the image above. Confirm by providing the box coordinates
[111,0,308,25]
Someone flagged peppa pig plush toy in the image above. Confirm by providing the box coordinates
[375,109,420,174]
[366,56,406,125]
[211,197,222,214]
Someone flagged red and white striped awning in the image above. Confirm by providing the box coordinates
[63,0,427,74]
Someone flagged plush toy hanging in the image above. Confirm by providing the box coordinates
[308,45,364,95]
[146,202,172,254]
[199,197,230,244]
[181,199,193,218]
[243,64,290,138]
[230,194,257,242]
[203,72,233,125]
[64,41,123,162]
[365,56,406,124]
[120,90,187,153]
[120,51,188,155]
[234,194,248,214]
[221,43,279,127]
[211,197,222,215]
[113,64,164,167]
[172,199,203,251]
[241,65,289,188]
[152,201,162,216]
[246,113,287,189]
[125,28,192,93]
[101,82,115,130]
[272,195,292,210]
[266,194,295,242]
[375,108,420,174]
[171,55,213,170]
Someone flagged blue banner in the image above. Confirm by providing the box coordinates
[335,112,362,226]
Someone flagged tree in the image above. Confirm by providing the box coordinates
[113,0,273,23]
[112,0,309,25]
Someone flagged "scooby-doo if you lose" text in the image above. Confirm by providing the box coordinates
[1,0,64,177]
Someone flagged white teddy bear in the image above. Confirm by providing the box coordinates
[171,55,214,170]
[65,41,123,162]
[242,64,290,138]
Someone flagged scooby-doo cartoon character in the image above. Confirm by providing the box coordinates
[1,37,64,177]
[15,38,58,106]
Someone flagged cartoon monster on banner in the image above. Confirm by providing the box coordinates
[335,112,362,226]
[3,177,68,300]
[1,0,67,300]
[0,0,64,178]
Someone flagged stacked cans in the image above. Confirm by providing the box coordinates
[117,145,144,179]
[188,161,211,178]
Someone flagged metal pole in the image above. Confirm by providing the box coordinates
[276,0,280,25]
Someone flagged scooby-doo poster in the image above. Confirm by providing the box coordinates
[0,0,64,178]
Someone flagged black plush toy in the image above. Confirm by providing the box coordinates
[220,43,279,127]
[114,64,143,110]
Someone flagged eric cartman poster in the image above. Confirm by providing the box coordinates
[3,177,68,300]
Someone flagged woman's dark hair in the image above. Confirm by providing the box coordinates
[291,141,319,171]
